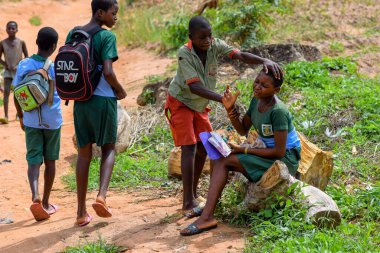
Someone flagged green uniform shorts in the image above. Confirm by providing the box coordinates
[74,95,117,148]
[236,147,301,182]
[25,126,61,166]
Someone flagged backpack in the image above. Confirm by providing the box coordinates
[14,59,54,112]
[54,26,104,103]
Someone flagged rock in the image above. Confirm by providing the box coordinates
[137,77,172,109]
[72,103,131,157]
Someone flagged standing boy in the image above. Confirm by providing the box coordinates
[13,27,61,221]
[0,21,28,123]
[165,16,283,217]
[67,0,127,226]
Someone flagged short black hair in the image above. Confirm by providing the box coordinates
[36,27,58,50]
[261,69,283,87]
[189,16,211,35]
[6,21,17,28]
[91,0,117,16]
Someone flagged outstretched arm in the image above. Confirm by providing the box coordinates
[22,41,28,58]
[230,130,287,158]
[232,51,283,79]
[189,81,222,102]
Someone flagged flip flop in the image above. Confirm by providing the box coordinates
[76,213,93,227]
[196,196,206,204]
[92,201,112,218]
[30,202,50,221]
[184,204,204,219]
[47,204,59,215]
[180,222,217,236]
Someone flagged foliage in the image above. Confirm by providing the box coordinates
[214,56,380,252]
[62,122,173,191]
[162,0,287,50]
[29,16,41,26]
[62,238,126,253]
[115,1,163,48]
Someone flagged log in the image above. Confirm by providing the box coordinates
[297,132,333,190]
[168,147,211,179]
[242,160,341,228]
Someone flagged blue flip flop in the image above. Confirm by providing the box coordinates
[180,222,217,236]
[184,205,204,219]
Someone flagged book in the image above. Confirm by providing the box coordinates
[199,131,231,160]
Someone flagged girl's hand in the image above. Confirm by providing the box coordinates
[228,142,244,154]
[222,85,240,111]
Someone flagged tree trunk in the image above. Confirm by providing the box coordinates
[168,147,211,179]
[241,160,341,228]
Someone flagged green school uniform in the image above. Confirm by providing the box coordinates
[168,38,239,112]
[25,126,61,166]
[236,97,301,182]
[66,29,118,148]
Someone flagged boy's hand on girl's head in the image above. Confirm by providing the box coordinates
[222,85,240,111]
[262,59,284,80]
[228,142,243,154]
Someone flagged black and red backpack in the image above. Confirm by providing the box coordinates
[54,26,104,103]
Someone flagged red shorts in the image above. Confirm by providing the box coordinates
[165,95,213,146]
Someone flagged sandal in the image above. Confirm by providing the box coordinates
[92,201,112,218]
[76,213,93,227]
[30,202,50,221]
[47,204,59,215]
[180,222,217,236]
[184,204,204,219]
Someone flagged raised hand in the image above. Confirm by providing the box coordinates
[222,85,240,111]
[263,59,284,80]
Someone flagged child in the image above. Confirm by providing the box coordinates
[165,15,283,218]
[13,27,61,221]
[180,69,301,235]
[0,21,28,123]
[67,0,127,226]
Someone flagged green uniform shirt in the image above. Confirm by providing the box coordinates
[246,97,295,137]
[66,28,118,63]
[168,38,239,112]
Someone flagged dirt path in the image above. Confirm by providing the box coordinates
[0,1,245,252]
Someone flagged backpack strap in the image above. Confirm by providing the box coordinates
[40,59,55,107]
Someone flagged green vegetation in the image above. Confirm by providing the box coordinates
[62,238,126,253]
[214,57,380,252]
[62,122,173,191]
[29,16,42,26]
[116,0,288,51]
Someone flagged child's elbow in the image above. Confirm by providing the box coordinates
[103,69,114,79]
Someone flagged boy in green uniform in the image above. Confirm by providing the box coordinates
[0,21,28,124]
[180,69,301,235]
[165,16,283,218]
[67,0,127,227]
[13,27,61,221]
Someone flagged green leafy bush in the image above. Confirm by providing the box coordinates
[161,0,287,50]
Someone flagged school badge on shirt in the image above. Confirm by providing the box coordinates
[262,124,273,136]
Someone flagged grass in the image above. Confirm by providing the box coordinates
[62,122,174,191]
[29,16,42,26]
[62,238,126,253]
[213,57,380,252]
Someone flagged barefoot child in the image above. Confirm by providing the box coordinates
[0,21,28,124]
[66,0,127,226]
[180,69,301,235]
[165,16,283,218]
[13,27,61,221]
